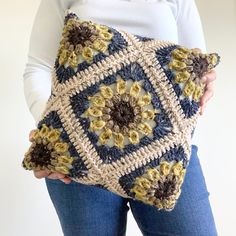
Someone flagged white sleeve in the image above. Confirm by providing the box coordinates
[174,0,207,53]
[23,0,71,126]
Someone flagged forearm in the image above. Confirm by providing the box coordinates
[23,58,52,125]
[23,0,68,125]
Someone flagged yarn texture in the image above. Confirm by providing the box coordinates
[22,10,220,211]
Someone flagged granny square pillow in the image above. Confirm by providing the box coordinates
[22,9,220,211]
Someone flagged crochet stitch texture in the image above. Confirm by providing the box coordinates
[22,10,220,211]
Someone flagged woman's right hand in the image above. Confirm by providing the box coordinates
[29,129,72,184]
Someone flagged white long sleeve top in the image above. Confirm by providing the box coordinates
[23,0,207,126]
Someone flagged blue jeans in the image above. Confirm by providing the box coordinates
[45,145,218,236]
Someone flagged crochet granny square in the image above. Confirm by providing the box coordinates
[22,10,220,211]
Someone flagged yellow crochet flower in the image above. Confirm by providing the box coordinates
[114,133,125,149]
[175,71,190,83]
[47,129,61,142]
[68,51,78,68]
[130,160,186,210]
[141,110,158,120]
[86,107,103,117]
[130,82,141,97]
[100,86,113,99]
[146,168,160,181]
[93,39,108,53]
[99,128,113,145]
[95,24,109,32]
[183,80,196,97]
[128,130,140,144]
[54,142,69,153]
[22,124,75,175]
[39,124,49,137]
[88,95,106,107]
[116,79,126,94]
[168,47,219,102]
[83,79,160,148]
[137,93,152,106]
[90,120,106,131]
[169,60,187,71]
[160,161,171,176]
[82,47,93,63]
[57,17,114,67]
[99,31,113,41]
[138,123,152,135]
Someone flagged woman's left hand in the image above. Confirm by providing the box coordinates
[199,69,216,115]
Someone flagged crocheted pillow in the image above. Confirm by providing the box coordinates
[22,10,220,211]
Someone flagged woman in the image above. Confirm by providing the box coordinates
[24,0,218,235]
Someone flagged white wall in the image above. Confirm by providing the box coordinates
[192,1,236,235]
[0,0,235,235]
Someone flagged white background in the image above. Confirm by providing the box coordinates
[0,0,235,235]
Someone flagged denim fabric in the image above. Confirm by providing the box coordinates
[45,145,218,236]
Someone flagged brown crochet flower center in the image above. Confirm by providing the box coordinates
[154,179,177,199]
[68,26,94,46]
[110,101,135,127]
[31,143,52,166]
[192,57,209,79]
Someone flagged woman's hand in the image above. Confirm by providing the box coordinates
[192,48,217,115]
[199,69,216,115]
[29,129,72,184]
